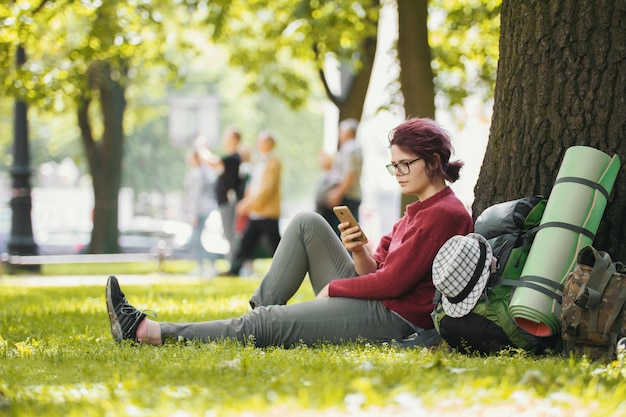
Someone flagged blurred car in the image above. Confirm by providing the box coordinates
[36,228,90,255]
[0,206,11,253]
[1,207,90,256]
[119,216,193,256]
[119,212,229,257]
[4,210,229,257]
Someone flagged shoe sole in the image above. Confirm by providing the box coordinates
[106,276,124,343]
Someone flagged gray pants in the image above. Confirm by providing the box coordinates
[160,212,415,347]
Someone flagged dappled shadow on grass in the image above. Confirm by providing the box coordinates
[1,280,625,417]
[2,338,621,417]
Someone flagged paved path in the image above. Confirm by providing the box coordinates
[0,273,199,287]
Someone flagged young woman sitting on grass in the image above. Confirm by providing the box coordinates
[106,117,473,347]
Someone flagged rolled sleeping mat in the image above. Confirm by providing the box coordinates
[508,146,621,337]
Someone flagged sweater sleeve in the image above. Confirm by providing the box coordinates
[329,193,473,300]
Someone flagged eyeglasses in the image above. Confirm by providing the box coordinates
[386,158,422,176]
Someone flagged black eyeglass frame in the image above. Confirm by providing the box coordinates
[385,157,422,176]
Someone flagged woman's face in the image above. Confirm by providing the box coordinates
[389,144,431,197]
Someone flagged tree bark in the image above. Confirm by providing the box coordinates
[78,61,125,254]
[474,0,626,258]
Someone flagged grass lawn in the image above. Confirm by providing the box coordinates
[1,263,625,416]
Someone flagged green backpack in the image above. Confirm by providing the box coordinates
[433,196,559,354]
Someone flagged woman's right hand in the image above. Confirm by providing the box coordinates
[338,222,368,252]
[339,222,377,275]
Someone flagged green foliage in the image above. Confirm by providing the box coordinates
[0,0,500,240]
[0,0,185,109]
[430,0,501,108]
[190,0,501,116]
[121,85,324,201]
[194,0,380,109]
[0,98,16,171]
[122,116,187,195]
[1,273,626,416]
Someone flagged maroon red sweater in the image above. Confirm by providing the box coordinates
[329,187,473,329]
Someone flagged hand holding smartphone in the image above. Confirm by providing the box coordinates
[333,206,367,242]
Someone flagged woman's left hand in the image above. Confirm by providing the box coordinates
[316,284,330,299]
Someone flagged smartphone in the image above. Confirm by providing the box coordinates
[332,206,367,242]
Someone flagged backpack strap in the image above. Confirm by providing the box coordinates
[576,246,613,298]
[604,286,626,357]
[588,267,617,333]
[536,221,596,241]
[573,247,614,333]
[501,275,564,303]
[553,176,610,201]
[432,289,442,305]
[578,265,614,309]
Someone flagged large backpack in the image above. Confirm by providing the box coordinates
[560,246,626,359]
[433,196,560,354]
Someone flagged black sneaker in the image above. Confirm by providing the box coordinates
[106,275,154,342]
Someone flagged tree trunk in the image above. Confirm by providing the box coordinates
[397,0,436,209]
[78,61,126,254]
[397,0,435,119]
[474,0,626,258]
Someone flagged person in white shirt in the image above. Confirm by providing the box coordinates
[316,119,363,235]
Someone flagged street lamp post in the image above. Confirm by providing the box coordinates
[8,45,39,271]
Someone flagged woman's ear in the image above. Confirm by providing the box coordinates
[433,153,442,169]
[428,153,445,180]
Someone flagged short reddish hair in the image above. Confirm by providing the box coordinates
[388,118,463,183]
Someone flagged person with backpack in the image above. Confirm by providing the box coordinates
[316,118,363,236]
[105,117,473,348]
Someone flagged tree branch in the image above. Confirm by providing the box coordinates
[318,67,342,108]
[77,96,97,173]
[313,43,342,107]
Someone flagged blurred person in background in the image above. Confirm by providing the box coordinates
[316,119,363,235]
[233,141,252,243]
[184,145,218,277]
[211,128,243,261]
[220,130,282,276]
[314,151,338,214]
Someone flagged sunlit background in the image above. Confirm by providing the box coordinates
[0,2,491,258]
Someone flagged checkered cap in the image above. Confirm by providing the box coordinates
[432,233,493,318]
